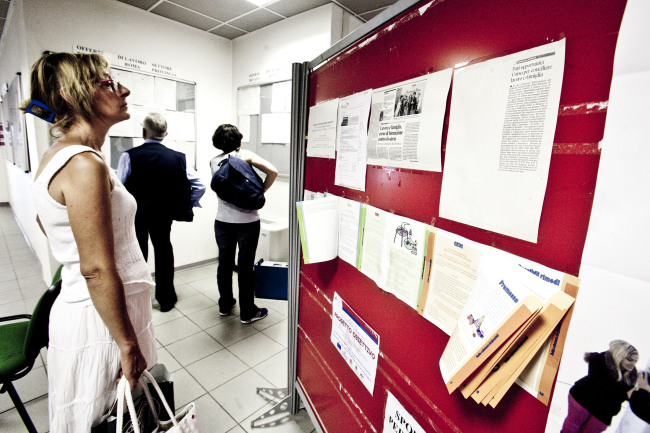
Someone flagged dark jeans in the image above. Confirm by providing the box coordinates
[135,210,177,308]
[214,219,260,320]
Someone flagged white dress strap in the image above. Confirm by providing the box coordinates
[35,145,102,188]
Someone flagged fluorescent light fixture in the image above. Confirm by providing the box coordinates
[245,0,277,6]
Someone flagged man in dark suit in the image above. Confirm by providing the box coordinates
[117,112,205,312]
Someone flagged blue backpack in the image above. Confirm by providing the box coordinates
[211,155,266,210]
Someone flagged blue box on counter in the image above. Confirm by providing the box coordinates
[254,260,288,300]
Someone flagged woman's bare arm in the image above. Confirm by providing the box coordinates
[53,151,146,389]
[242,150,278,191]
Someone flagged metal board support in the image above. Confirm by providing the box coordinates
[287,61,310,416]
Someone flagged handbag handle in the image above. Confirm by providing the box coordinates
[116,375,142,433]
[141,370,178,426]
[115,370,179,432]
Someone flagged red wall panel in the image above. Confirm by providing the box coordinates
[297,0,627,431]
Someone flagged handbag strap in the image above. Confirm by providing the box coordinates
[115,371,180,432]
[116,376,142,433]
[138,375,160,426]
[142,370,179,427]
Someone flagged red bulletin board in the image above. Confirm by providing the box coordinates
[295,0,627,432]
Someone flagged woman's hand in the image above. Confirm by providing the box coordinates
[120,343,147,390]
[638,371,650,393]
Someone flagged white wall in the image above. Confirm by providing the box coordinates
[231,4,336,227]
[0,0,233,282]
[0,0,53,276]
[0,0,344,283]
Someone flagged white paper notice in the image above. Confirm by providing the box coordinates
[175,111,196,142]
[129,73,156,107]
[422,229,485,335]
[296,196,339,264]
[238,86,261,115]
[337,196,362,267]
[271,81,291,113]
[307,99,339,159]
[238,115,251,143]
[335,90,372,191]
[440,39,566,242]
[383,392,427,433]
[367,69,452,172]
[331,292,380,395]
[154,77,177,110]
[303,190,324,201]
[261,112,290,144]
[359,205,426,309]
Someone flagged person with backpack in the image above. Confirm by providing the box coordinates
[209,124,278,323]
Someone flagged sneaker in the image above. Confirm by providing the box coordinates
[241,308,268,324]
[219,299,237,316]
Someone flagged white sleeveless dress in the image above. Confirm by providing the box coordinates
[31,145,158,432]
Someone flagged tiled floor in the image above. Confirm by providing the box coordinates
[0,205,315,433]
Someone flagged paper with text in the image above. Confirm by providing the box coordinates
[439,252,542,391]
[367,69,452,172]
[383,392,427,433]
[419,229,485,335]
[331,293,380,395]
[335,90,372,191]
[296,197,339,264]
[439,39,566,242]
[307,99,339,159]
[337,196,363,267]
[237,86,260,115]
[359,205,428,308]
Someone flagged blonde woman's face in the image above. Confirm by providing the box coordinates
[621,354,639,372]
[92,74,131,125]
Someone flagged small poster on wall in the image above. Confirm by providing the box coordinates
[383,391,427,433]
[5,74,30,171]
[331,292,380,395]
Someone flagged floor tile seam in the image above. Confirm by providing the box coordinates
[175,310,242,346]
[260,321,284,346]
[227,343,286,369]
[0,285,21,295]
[207,376,272,425]
[259,329,288,348]
[0,390,49,413]
[173,294,220,316]
[155,326,205,347]
[250,364,285,389]
[167,340,228,369]
[186,313,239,331]
[181,357,243,397]
[190,388,238,426]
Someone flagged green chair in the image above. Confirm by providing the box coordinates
[0,267,62,433]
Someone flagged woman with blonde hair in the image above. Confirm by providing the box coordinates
[24,52,157,432]
[562,340,639,433]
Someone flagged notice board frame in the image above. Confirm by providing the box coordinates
[287,0,628,432]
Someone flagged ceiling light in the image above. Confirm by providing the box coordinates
[245,0,277,6]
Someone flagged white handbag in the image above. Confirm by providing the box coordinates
[116,370,200,433]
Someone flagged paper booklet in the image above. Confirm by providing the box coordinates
[296,196,579,406]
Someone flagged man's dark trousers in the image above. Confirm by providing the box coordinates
[135,209,177,310]
[124,142,192,312]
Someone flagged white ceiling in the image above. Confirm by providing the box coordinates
[114,0,399,39]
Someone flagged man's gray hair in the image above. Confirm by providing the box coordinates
[143,112,167,140]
